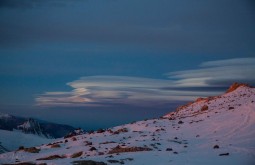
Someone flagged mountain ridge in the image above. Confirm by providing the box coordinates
[0,114,75,139]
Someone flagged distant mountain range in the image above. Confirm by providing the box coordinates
[0,113,76,139]
[0,113,78,153]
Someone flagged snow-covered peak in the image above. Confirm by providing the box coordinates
[18,120,31,129]
[17,118,52,139]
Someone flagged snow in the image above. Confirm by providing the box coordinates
[0,113,11,119]
[0,85,255,165]
[0,129,52,151]
[18,121,31,129]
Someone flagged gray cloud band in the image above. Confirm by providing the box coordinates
[35,58,255,108]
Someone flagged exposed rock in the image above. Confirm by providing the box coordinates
[176,102,193,112]
[71,151,83,158]
[100,141,116,144]
[121,158,134,161]
[96,129,105,133]
[213,145,219,149]
[196,97,206,102]
[113,128,128,134]
[201,105,208,111]
[18,146,24,150]
[226,82,250,93]
[23,147,40,153]
[108,145,152,154]
[85,141,93,146]
[107,160,121,164]
[50,144,61,148]
[36,154,65,160]
[2,162,36,165]
[64,128,85,139]
[72,160,107,165]
[219,153,230,156]
[178,120,184,124]
[89,147,97,151]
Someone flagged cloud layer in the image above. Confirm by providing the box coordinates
[36,58,255,108]
[168,58,255,87]
[1,0,254,53]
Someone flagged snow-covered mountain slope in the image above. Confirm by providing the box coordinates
[17,118,52,138]
[0,129,52,154]
[0,114,75,139]
[0,83,255,165]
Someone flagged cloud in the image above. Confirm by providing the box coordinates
[168,58,255,87]
[1,0,254,54]
[36,58,255,108]
[36,76,218,108]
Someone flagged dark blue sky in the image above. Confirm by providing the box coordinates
[0,0,254,130]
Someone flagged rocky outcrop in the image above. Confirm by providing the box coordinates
[226,82,251,93]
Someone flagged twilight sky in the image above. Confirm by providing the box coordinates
[0,0,255,130]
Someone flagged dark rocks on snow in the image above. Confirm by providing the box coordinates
[178,120,184,124]
[107,160,124,164]
[50,144,61,148]
[201,105,208,111]
[89,147,97,151]
[71,151,83,158]
[18,146,25,150]
[85,141,93,146]
[113,128,128,134]
[219,153,230,156]
[96,129,105,133]
[213,145,220,149]
[22,147,40,153]
[36,154,66,160]
[72,160,107,165]
[2,162,41,165]
[108,145,152,154]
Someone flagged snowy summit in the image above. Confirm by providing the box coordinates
[0,83,255,165]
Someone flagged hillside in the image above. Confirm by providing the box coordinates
[0,83,254,165]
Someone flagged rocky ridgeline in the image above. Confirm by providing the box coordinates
[165,82,254,119]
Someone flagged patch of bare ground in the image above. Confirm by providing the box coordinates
[19,147,40,153]
[71,151,83,158]
[108,145,152,154]
[36,154,66,160]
